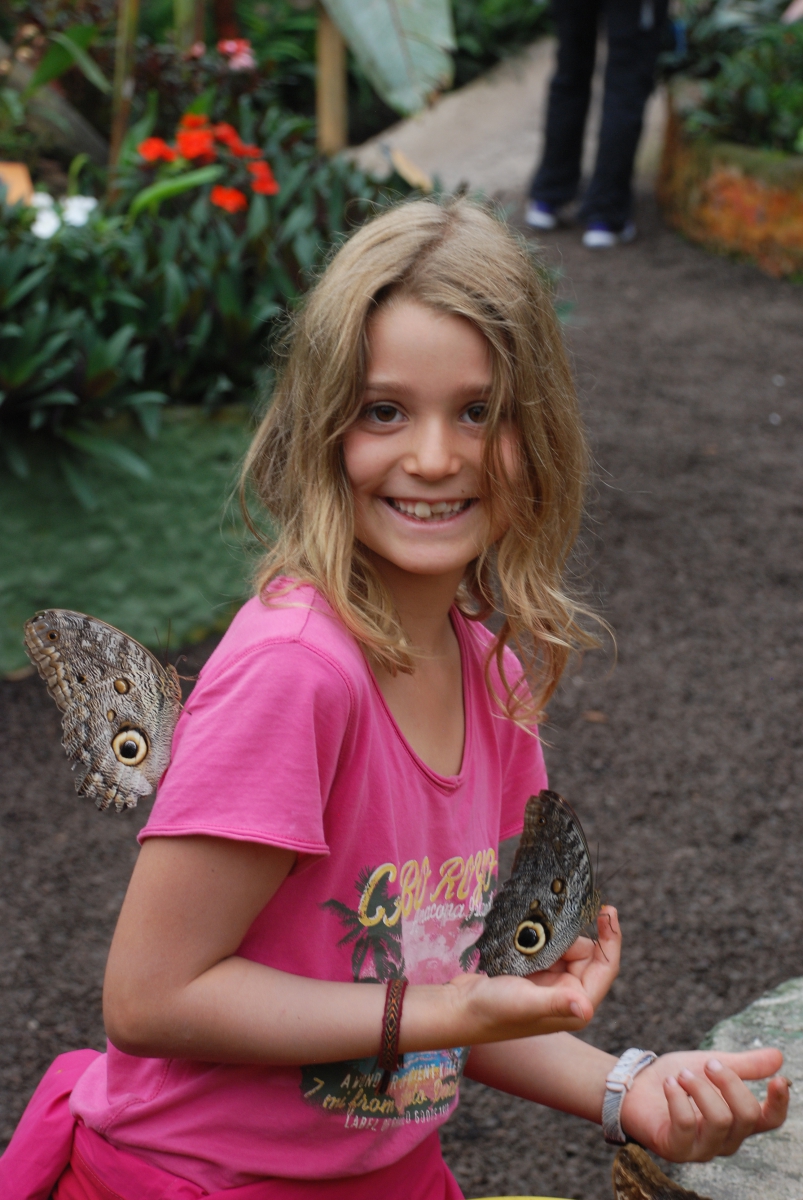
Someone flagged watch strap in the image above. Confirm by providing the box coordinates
[602,1048,657,1145]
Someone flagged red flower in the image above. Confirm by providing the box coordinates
[211,123,262,158]
[137,137,176,163]
[248,160,280,195]
[176,128,216,161]
[212,122,242,149]
[179,113,209,129]
[210,185,248,213]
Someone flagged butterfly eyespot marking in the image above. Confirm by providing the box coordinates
[47,630,59,641]
[112,728,148,766]
[114,679,130,694]
[76,674,86,684]
[552,878,565,894]
[514,921,548,955]
[106,710,116,722]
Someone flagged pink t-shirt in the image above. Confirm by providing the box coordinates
[71,586,547,1193]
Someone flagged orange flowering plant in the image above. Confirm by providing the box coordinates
[133,110,279,217]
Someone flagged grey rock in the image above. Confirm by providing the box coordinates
[676,977,803,1200]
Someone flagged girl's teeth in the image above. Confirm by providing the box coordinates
[390,499,469,519]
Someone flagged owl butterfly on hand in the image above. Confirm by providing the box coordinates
[474,789,601,976]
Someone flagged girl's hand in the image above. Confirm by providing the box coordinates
[437,906,621,1046]
[620,1049,789,1161]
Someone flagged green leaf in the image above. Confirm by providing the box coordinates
[128,166,225,220]
[125,392,168,439]
[67,153,90,197]
[2,434,29,479]
[4,265,51,311]
[108,289,147,311]
[322,0,455,115]
[59,454,98,510]
[246,193,270,242]
[186,86,217,116]
[48,30,111,95]
[27,24,96,91]
[61,430,152,481]
[31,388,79,407]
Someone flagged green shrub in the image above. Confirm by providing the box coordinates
[683,22,803,151]
[0,103,410,500]
[662,0,788,78]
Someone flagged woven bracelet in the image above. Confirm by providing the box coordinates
[377,977,408,1094]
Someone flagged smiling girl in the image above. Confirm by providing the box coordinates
[2,199,787,1200]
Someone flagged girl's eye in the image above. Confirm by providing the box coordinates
[462,403,489,426]
[364,403,404,424]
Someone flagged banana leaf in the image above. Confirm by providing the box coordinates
[323,0,455,115]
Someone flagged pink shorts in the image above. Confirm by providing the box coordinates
[1,1051,463,1200]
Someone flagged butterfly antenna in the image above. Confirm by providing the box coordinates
[597,862,625,891]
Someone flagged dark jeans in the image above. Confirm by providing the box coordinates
[530,0,668,229]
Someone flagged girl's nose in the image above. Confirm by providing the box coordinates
[402,418,461,480]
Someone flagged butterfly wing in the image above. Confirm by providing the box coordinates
[24,609,181,812]
[612,1145,710,1199]
[475,790,600,976]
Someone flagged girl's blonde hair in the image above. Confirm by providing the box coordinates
[242,197,597,722]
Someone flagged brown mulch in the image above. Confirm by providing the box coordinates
[1,196,801,1198]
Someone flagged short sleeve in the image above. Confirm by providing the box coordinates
[140,639,354,854]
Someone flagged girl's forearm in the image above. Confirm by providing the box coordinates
[105,958,595,1065]
[464,1033,615,1123]
[106,955,462,1064]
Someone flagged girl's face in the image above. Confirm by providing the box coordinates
[343,299,517,583]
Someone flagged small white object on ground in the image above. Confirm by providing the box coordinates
[582,222,637,248]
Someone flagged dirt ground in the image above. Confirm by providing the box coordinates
[1,195,801,1198]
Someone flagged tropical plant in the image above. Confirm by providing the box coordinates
[0,102,410,501]
[323,867,405,983]
[661,0,789,76]
[682,21,803,151]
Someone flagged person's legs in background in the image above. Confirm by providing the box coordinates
[579,0,668,244]
[527,0,601,229]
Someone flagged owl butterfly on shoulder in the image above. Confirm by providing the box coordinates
[24,609,181,812]
[474,789,601,976]
[613,1145,712,1200]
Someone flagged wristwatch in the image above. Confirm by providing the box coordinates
[602,1047,658,1145]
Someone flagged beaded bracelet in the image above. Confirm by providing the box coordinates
[377,977,408,1094]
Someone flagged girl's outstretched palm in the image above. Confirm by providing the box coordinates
[622,1049,789,1161]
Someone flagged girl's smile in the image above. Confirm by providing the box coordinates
[343,299,516,582]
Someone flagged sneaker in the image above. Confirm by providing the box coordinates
[525,200,558,231]
[582,221,636,248]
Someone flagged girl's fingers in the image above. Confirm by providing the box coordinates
[701,1059,762,1154]
[719,1047,783,1081]
[662,1075,698,1159]
[672,1065,734,1156]
[756,1073,791,1133]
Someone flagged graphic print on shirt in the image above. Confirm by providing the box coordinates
[300,847,498,1128]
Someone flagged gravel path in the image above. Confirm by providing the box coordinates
[1,197,801,1198]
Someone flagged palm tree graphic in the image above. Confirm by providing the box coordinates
[323,866,405,982]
